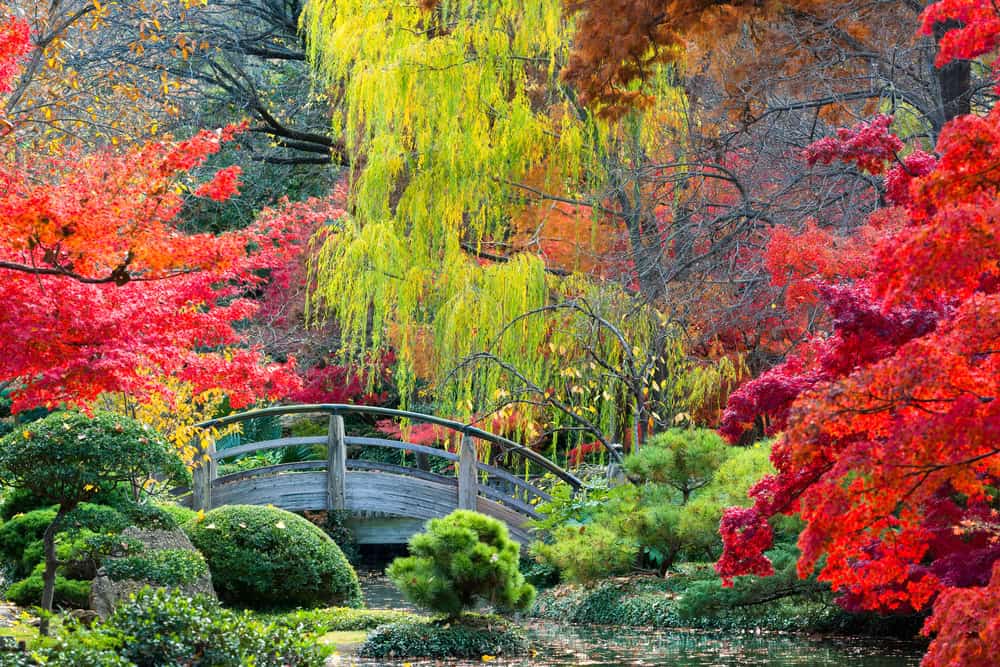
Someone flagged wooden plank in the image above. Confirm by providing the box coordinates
[478,484,540,519]
[347,517,427,544]
[212,472,327,510]
[215,461,326,485]
[344,471,459,519]
[211,436,326,461]
[346,460,457,486]
[209,469,534,543]
[344,436,460,463]
[326,415,347,511]
[191,435,216,510]
[476,495,534,544]
[458,435,478,510]
[195,404,584,490]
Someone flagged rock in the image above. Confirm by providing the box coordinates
[90,527,215,620]
[67,608,99,627]
[0,602,22,628]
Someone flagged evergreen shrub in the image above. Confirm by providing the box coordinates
[387,510,535,619]
[184,505,361,609]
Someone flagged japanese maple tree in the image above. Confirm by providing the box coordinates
[716,3,1000,665]
[0,15,300,413]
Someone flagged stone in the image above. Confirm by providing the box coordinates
[67,608,100,627]
[90,527,215,620]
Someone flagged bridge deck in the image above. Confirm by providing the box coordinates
[183,404,583,546]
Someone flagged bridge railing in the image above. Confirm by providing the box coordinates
[188,404,584,520]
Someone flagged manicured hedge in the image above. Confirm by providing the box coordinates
[185,505,361,609]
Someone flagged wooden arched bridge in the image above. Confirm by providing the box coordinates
[183,405,583,545]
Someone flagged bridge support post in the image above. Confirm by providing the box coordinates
[458,434,478,511]
[326,414,347,511]
[191,435,217,511]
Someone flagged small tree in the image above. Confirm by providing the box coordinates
[0,411,183,634]
[387,510,535,620]
[625,428,732,503]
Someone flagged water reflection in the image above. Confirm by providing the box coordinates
[338,618,924,666]
[348,571,925,666]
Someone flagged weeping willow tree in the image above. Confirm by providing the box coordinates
[302,0,737,457]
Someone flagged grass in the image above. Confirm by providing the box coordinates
[317,629,369,655]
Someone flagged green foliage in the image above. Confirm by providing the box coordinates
[529,477,612,533]
[63,504,131,536]
[4,565,90,608]
[121,503,181,532]
[532,434,776,582]
[0,412,185,509]
[184,505,361,609]
[312,510,359,564]
[0,503,131,583]
[359,616,528,660]
[387,510,535,618]
[103,549,208,587]
[625,429,732,500]
[0,651,35,667]
[0,509,56,579]
[106,587,325,666]
[1,484,135,522]
[152,503,197,529]
[264,607,420,634]
[530,570,852,633]
[28,638,132,667]
[531,523,638,584]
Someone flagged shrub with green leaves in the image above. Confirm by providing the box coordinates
[264,607,420,633]
[107,587,325,666]
[153,502,197,529]
[531,431,776,582]
[0,508,56,579]
[103,548,208,587]
[359,615,528,660]
[531,522,638,584]
[0,411,184,632]
[388,510,535,619]
[4,563,91,608]
[184,505,361,609]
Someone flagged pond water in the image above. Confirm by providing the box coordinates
[350,570,926,667]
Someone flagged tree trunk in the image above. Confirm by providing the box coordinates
[38,504,72,636]
[933,19,971,128]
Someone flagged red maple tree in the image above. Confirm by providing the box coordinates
[717,4,1000,664]
[0,16,300,412]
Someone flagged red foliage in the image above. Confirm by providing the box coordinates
[718,10,1000,663]
[803,114,902,174]
[290,352,394,406]
[194,165,243,201]
[0,20,299,412]
[921,560,1000,666]
[717,507,775,584]
[920,0,1000,89]
[0,16,28,94]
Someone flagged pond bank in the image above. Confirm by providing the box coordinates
[329,619,925,666]
[342,571,926,666]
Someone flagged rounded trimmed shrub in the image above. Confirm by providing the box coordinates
[5,564,91,608]
[185,505,361,609]
[387,510,535,618]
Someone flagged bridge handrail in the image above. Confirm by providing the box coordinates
[196,403,583,490]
